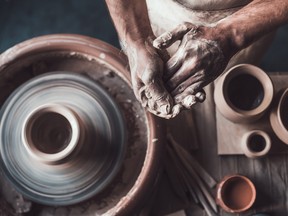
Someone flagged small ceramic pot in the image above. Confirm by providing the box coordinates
[216,174,256,213]
[214,64,274,123]
[270,88,288,144]
[23,104,81,164]
[241,130,271,158]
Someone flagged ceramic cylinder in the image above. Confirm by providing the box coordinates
[214,64,274,123]
[22,104,80,164]
[241,130,271,158]
[270,88,288,144]
[216,174,256,213]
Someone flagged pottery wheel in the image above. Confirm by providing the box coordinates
[0,72,126,206]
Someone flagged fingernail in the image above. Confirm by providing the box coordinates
[195,91,206,102]
[174,95,182,104]
[172,104,181,117]
[160,104,170,115]
[148,99,156,111]
[183,95,196,108]
[145,91,152,99]
[153,40,161,49]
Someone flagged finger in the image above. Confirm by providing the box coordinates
[144,80,173,115]
[131,74,142,101]
[152,102,185,119]
[138,85,148,107]
[182,95,197,109]
[166,59,201,93]
[156,48,170,63]
[195,90,206,103]
[153,22,196,49]
[175,88,206,105]
[139,60,174,115]
[171,104,183,118]
[170,69,205,96]
[131,73,148,107]
[163,50,184,82]
[173,92,197,109]
[146,107,172,119]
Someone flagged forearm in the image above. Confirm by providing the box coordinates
[216,0,288,55]
[105,0,154,47]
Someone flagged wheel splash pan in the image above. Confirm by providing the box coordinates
[0,34,164,215]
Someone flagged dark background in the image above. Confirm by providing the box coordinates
[0,0,288,72]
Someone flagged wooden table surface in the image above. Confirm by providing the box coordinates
[153,76,288,216]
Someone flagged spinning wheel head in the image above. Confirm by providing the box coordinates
[0,72,126,206]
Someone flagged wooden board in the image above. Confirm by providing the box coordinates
[216,72,288,155]
[153,76,288,216]
[193,81,288,216]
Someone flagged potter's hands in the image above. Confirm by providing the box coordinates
[154,22,234,112]
[125,38,175,118]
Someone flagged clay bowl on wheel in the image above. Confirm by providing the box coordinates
[0,34,164,215]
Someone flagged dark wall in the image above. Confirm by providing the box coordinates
[0,0,287,71]
[0,0,120,49]
[261,26,288,71]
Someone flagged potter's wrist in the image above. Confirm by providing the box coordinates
[120,34,155,52]
[213,22,246,57]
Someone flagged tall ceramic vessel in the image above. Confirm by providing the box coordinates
[270,88,288,144]
[214,64,274,123]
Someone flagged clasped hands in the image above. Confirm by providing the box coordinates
[127,22,229,119]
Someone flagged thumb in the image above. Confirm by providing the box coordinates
[153,22,196,49]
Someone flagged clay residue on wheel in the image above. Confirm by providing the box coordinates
[0,51,148,215]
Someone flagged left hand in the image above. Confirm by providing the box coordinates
[153,22,235,112]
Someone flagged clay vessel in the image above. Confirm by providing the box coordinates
[270,88,288,144]
[241,130,271,158]
[22,104,81,164]
[214,64,274,123]
[216,174,256,213]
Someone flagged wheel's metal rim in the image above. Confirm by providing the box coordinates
[0,72,126,206]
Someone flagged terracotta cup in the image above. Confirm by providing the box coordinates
[216,174,256,213]
[214,64,274,123]
[270,88,288,144]
[241,130,271,158]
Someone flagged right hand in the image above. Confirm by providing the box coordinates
[124,38,174,118]
[152,22,235,113]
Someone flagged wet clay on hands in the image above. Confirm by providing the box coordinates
[105,0,175,118]
[106,0,288,119]
[126,32,207,119]
[150,0,288,117]
[153,22,228,114]
[123,38,174,118]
